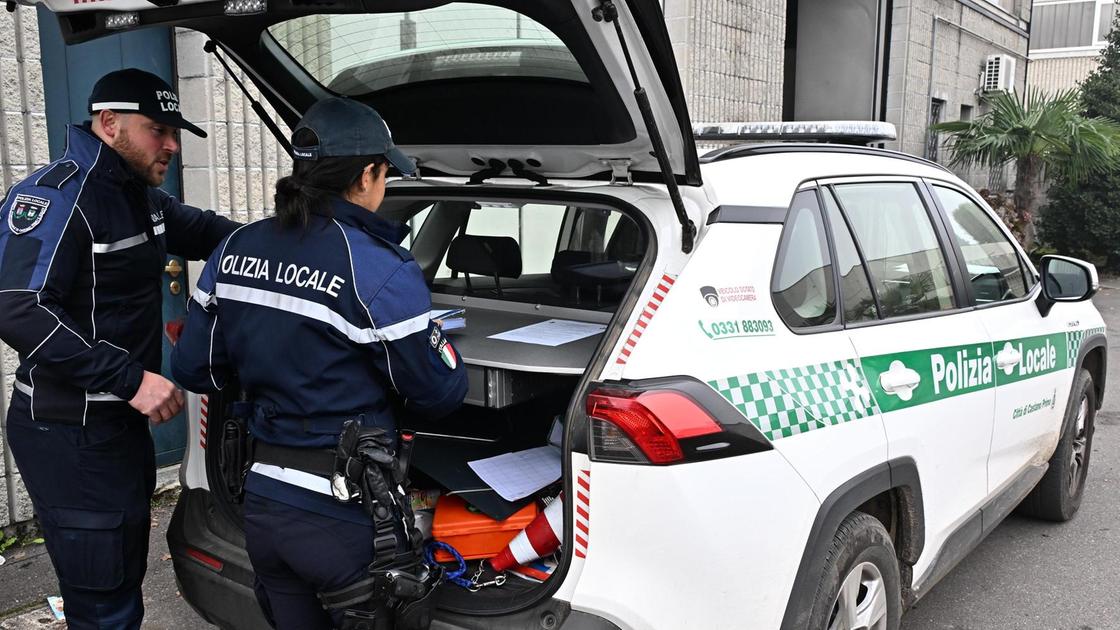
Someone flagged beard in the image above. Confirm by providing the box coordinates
[114,128,171,187]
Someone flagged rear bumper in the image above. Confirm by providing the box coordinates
[169,488,619,630]
[167,488,271,630]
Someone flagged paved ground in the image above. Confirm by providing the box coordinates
[2,288,1119,629]
[0,475,210,630]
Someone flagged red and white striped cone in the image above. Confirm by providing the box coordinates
[488,495,564,572]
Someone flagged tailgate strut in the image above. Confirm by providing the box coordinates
[204,40,294,158]
[593,0,696,253]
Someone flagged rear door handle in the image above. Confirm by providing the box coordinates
[879,360,921,401]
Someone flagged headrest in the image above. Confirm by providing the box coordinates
[446,235,522,279]
[606,217,643,261]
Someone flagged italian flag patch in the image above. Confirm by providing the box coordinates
[438,340,458,369]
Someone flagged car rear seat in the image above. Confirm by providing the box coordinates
[550,217,643,304]
[445,234,523,297]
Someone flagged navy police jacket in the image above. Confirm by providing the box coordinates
[170,196,468,451]
[0,124,237,424]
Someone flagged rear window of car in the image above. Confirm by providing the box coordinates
[268,5,588,96]
[384,198,644,310]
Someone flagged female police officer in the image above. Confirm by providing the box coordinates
[171,97,468,629]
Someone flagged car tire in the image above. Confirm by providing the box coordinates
[807,511,901,630]
[1017,368,1097,522]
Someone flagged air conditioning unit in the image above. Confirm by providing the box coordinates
[982,54,1016,93]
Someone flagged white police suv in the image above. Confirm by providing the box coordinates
[32,1,1107,629]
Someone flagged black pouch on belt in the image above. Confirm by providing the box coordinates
[220,401,255,504]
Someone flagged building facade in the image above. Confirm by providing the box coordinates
[0,7,51,529]
[1,1,1033,529]
[1028,0,1116,92]
[665,0,1032,187]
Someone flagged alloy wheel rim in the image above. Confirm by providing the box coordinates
[827,561,889,630]
[1068,395,1090,496]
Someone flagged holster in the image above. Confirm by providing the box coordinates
[323,558,444,630]
[320,421,440,629]
[219,401,255,504]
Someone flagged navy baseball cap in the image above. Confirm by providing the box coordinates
[291,97,416,175]
[88,68,206,138]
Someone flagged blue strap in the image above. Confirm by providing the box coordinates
[423,541,475,589]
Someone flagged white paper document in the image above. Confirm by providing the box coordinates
[468,446,562,502]
[487,319,607,347]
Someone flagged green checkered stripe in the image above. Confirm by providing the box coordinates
[1066,327,1105,366]
[708,360,881,441]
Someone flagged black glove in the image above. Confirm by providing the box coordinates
[358,449,396,520]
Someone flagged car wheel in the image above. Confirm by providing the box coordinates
[808,512,901,630]
[1017,368,1097,522]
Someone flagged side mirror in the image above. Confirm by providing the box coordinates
[1036,255,1099,316]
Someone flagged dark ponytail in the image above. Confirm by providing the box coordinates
[274,128,389,228]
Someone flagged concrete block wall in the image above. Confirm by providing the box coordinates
[666,0,786,123]
[0,7,50,530]
[885,0,1031,189]
[1028,55,1101,93]
[174,28,292,225]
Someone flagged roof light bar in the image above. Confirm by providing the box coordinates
[693,120,897,145]
[104,12,139,30]
[224,0,267,15]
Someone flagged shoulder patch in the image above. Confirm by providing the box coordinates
[438,338,458,369]
[34,160,79,190]
[8,194,51,234]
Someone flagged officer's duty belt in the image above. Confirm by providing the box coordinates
[253,442,335,477]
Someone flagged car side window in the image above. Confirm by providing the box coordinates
[772,190,837,328]
[833,182,956,318]
[434,203,566,278]
[932,185,1030,304]
[820,188,878,323]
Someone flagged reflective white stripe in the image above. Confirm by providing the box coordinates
[507,530,538,564]
[92,232,149,254]
[543,497,564,536]
[153,223,165,236]
[250,463,333,496]
[214,283,430,343]
[14,380,124,402]
[192,287,216,308]
[380,312,431,341]
[90,101,140,111]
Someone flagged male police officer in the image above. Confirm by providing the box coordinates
[0,68,238,628]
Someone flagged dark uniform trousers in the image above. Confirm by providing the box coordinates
[6,394,155,629]
[243,493,383,630]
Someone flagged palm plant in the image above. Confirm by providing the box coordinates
[932,88,1120,249]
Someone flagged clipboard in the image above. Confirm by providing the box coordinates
[410,434,533,521]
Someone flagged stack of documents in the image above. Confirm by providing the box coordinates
[431,308,466,331]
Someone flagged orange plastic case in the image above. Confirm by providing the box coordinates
[431,495,539,561]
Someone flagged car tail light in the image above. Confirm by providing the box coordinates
[586,389,722,464]
[185,547,224,572]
